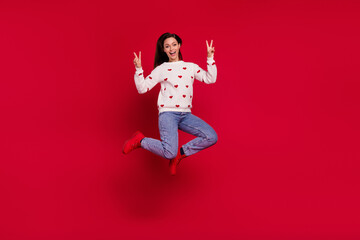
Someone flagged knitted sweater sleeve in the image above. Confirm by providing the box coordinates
[134,66,161,94]
[193,57,217,84]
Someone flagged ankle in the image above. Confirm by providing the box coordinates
[180,147,185,156]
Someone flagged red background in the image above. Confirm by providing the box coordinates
[1,0,360,239]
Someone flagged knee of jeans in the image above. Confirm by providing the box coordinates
[207,131,218,145]
[163,149,178,160]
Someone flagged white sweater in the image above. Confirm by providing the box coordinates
[134,57,217,113]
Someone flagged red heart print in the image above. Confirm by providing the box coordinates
[160,104,164,107]
[197,70,200,73]
[174,85,178,88]
[169,96,173,99]
[168,69,172,71]
[186,85,189,88]
[190,95,192,98]
[188,105,191,107]
[191,76,193,79]
[178,75,182,78]
[147,88,149,91]
[164,88,166,91]
[183,67,187,70]
[212,62,216,65]
[176,105,180,108]
[164,78,168,81]
[183,95,186,98]
[139,73,143,76]
[149,76,152,79]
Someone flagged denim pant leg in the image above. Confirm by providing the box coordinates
[179,113,218,156]
[140,112,179,160]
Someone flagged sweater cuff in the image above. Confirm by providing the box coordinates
[135,67,143,72]
[207,57,215,66]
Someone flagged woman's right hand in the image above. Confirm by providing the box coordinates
[133,51,142,68]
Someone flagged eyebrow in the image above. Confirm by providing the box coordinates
[164,42,177,46]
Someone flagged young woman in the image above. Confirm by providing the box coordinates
[123,32,218,175]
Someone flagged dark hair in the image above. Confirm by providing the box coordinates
[154,32,183,68]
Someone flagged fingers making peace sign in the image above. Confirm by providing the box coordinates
[133,51,142,68]
[206,40,215,58]
[133,41,214,68]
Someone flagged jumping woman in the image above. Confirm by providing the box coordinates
[123,32,218,175]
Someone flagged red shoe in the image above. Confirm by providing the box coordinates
[122,131,145,154]
[177,154,186,166]
[169,152,186,175]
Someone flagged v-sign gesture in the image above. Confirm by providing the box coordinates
[206,40,215,58]
[133,51,142,68]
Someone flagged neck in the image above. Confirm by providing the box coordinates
[169,58,179,62]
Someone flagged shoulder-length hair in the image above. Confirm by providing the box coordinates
[154,32,183,68]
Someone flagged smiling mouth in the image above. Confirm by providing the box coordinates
[170,51,176,56]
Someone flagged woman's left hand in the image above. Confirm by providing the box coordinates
[206,40,215,58]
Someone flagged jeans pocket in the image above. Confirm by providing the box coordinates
[158,112,167,130]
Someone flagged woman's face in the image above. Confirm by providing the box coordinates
[163,37,181,62]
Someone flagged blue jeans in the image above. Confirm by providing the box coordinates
[140,112,218,159]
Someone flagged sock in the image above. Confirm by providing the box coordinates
[180,147,184,156]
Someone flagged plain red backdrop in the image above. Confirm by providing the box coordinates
[1,0,360,239]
